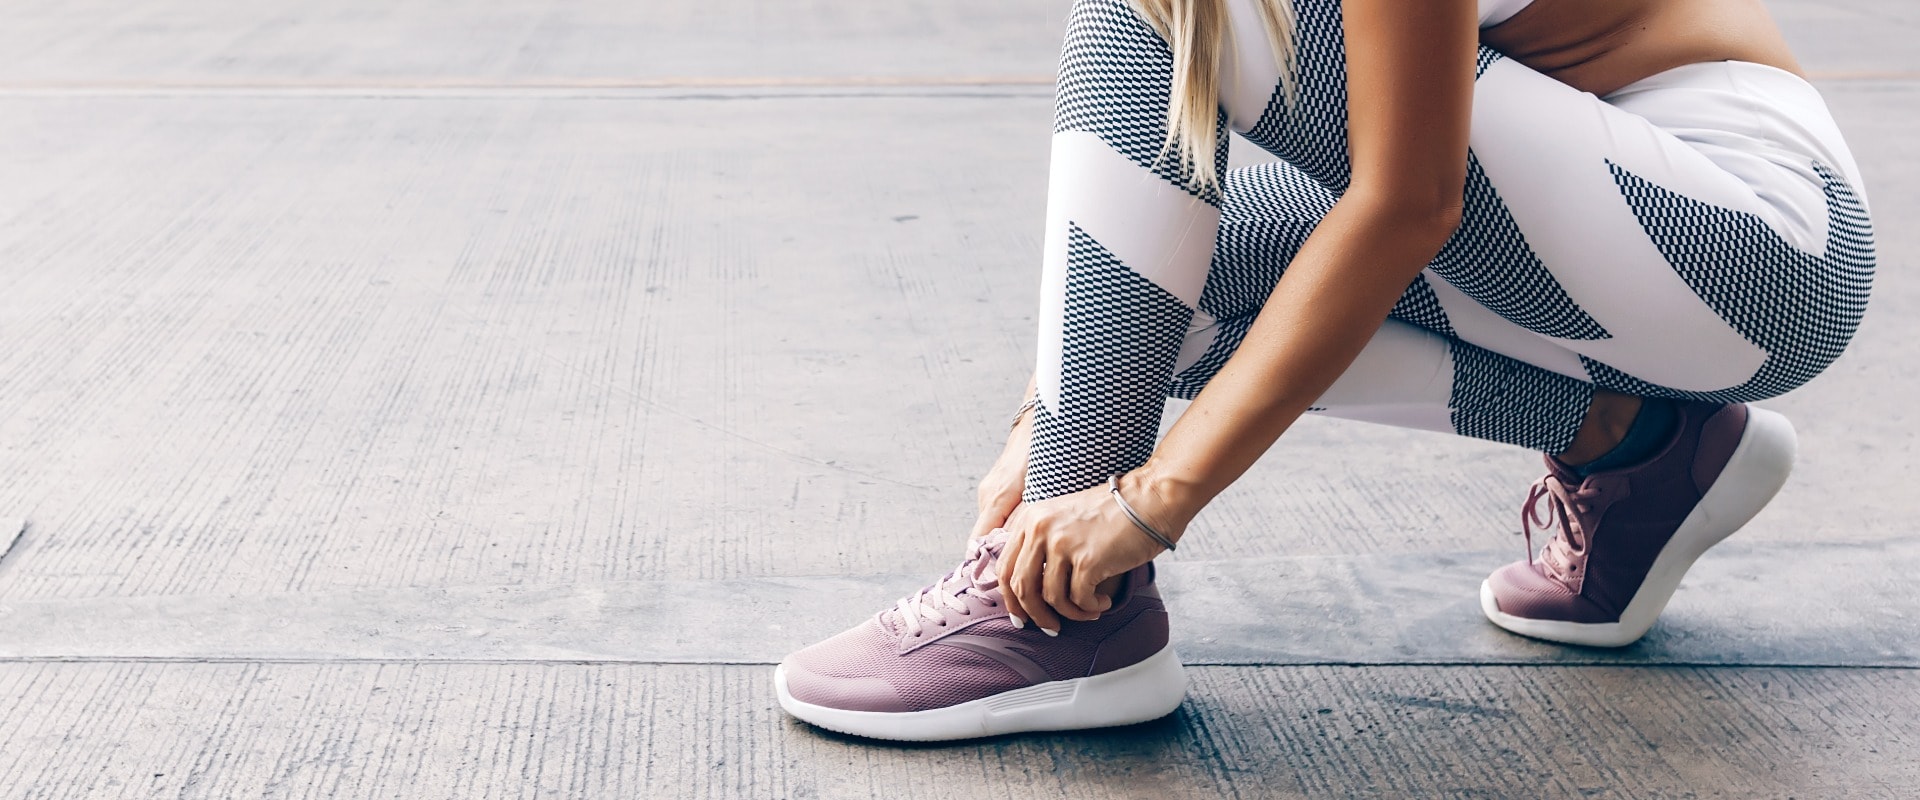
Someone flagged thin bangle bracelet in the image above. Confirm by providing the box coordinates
[1108,474,1177,552]
[1009,396,1039,432]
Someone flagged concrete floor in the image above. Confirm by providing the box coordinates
[0,1,1915,797]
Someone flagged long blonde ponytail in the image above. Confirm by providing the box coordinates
[1126,0,1299,190]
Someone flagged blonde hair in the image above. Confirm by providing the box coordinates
[1127,0,1299,190]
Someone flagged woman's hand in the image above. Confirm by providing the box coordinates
[967,420,1029,541]
[997,471,1187,634]
[969,415,1030,541]
[970,389,1037,541]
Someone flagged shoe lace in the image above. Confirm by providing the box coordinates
[1521,473,1603,584]
[894,534,1002,638]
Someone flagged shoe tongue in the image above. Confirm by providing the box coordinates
[1542,452,1584,483]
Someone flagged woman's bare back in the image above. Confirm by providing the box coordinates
[1482,0,1803,96]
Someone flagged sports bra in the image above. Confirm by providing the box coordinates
[1479,0,1535,28]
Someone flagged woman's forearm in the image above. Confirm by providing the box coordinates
[1132,190,1462,532]
[1121,0,1476,535]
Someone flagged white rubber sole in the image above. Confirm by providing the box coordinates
[1482,407,1798,648]
[774,644,1188,742]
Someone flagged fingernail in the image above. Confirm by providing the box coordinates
[1042,627,1059,638]
[1008,616,1025,629]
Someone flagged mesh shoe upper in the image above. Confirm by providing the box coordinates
[781,530,1169,713]
[1488,401,1751,624]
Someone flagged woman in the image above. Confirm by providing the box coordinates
[776,0,1874,741]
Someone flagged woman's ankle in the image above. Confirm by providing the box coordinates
[1558,389,1643,467]
[1558,391,1686,476]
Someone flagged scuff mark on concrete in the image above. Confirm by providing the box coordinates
[0,518,23,565]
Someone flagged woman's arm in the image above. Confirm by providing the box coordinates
[1128,0,1479,533]
[998,0,1480,632]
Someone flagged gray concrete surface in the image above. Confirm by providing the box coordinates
[6,541,1919,668]
[0,0,1915,797]
[4,663,1917,799]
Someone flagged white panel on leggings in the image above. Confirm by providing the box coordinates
[1309,320,1455,436]
[1174,308,1222,376]
[1467,58,1766,391]
[1479,0,1535,27]
[1607,61,1867,256]
[1424,276,1590,381]
[1036,131,1221,409]
[1219,0,1284,133]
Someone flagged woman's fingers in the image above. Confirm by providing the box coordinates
[1044,553,1101,623]
[1068,559,1113,618]
[996,489,1153,633]
[1009,524,1062,635]
[997,524,1028,628]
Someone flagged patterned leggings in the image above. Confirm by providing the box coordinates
[1023,0,1875,502]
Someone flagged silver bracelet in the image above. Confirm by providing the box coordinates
[1108,474,1177,552]
[1009,395,1039,432]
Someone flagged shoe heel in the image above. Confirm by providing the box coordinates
[1611,406,1797,643]
[1691,407,1796,541]
[1011,644,1187,731]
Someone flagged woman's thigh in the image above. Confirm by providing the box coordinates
[1445,54,1873,400]
[1219,0,1873,402]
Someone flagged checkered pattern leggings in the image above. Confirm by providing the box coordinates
[1023,0,1875,501]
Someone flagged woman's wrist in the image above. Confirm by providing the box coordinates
[1008,394,1039,433]
[1118,459,1213,544]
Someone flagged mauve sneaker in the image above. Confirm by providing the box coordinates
[1482,402,1797,647]
[774,529,1185,741]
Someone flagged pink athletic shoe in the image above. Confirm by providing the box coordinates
[1482,402,1798,647]
[774,530,1186,741]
